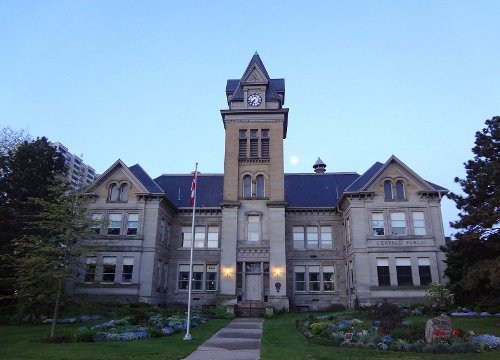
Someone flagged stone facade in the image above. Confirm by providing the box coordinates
[75,54,448,311]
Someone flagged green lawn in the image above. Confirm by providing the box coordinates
[0,319,231,360]
[261,313,500,360]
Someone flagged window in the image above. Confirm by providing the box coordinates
[119,184,129,201]
[84,256,97,282]
[396,258,413,286]
[108,213,122,235]
[261,129,269,158]
[390,212,407,235]
[294,266,306,291]
[159,218,166,242]
[384,181,393,200]
[162,263,168,290]
[250,139,258,157]
[418,258,432,286]
[294,265,335,292]
[102,256,117,282]
[396,181,405,200]
[91,213,102,234]
[181,226,192,248]
[293,226,304,249]
[371,213,385,236]
[108,184,119,201]
[194,226,205,248]
[412,211,426,235]
[306,226,318,248]
[178,265,190,290]
[243,175,252,198]
[376,258,391,286]
[239,130,247,158]
[345,217,351,245]
[178,264,219,291]
[308,265,320,291]
[247,215,260,241]
[320,226,333,248]
[206,265,218,291]
[207,225,219,248]
[323,266,335,291]
[122,257,134,283]
[256,175,265,198]
[182,225,219,248]
[127,214,139,235]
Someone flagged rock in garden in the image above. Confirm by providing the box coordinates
[425,314,452,343]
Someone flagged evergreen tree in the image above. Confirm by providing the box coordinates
[444,117,500,307]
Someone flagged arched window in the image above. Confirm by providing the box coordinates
[243,175,251,198]
[384,181,393,200]
[256,175,265,198]
[396,181,405,200]
[108,183,119,202]
[119,184,129,201]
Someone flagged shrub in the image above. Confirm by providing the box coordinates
[310,322,327,335]
[74,328,97,342]
[146,326,163,338]
[129,309,148,325]
[367,300,402,331]
[425,282,454,312]
[327,304,347,312]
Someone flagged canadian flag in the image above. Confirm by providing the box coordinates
[190,172,196,206]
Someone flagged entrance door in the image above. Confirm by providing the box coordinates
[245,274,262,301]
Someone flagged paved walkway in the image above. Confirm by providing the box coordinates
[183,317,263,360]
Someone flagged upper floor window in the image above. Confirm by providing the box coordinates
[261,129,269,158]
[84,256,97,282]
[108,184,119,201]
[91,213,102,234]
[396,181,405,200]
[384,181,393,200]
[256,175,265,198]
[390,212,407,235]
[126,214,139,235]
[293,225,333,249]
[243,175,252,198]
[120,184,129,201]
[412,211,426,235]
[238,129,270,160]
[102,256,117,283]
[371,213,385,236]
[345,217,351,245]
[247,215,261,241]
[108,213,122,235]
[181,225,220,248]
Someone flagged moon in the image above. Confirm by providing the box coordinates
[290,155,299,165]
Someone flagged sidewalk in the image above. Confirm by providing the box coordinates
[183,317,263,360]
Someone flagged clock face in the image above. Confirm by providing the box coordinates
[247,93,262,107]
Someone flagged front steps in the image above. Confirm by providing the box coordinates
[234,301,268,318]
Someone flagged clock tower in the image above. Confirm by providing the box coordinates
[218,53,289,310]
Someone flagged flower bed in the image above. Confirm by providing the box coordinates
[73,312,207,342]
[297,311,500,353]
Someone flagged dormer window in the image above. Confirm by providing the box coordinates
[384,181,393,200]
[119,184,129,201]
[108,184,119,202]
[396,181,405,200]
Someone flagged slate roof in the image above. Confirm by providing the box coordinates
[128,164,164,193]
[344,162,384,192]
[154,174,224,208]
[425,180,448,191]
[285,173,360,208]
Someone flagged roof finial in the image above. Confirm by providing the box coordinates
[313,157,327,174]
[254,51,259,56]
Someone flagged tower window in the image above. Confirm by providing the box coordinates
[243,175,252,198]
[239,139,247,158]
[256,175,265,198]
[250,139,258,157]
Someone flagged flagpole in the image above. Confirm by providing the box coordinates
[184,162,198,341]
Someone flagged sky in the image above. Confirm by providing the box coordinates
[1,1,499,237]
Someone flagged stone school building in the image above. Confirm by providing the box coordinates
[75,53,448,312]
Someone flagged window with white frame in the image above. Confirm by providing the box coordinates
[84,256,97,282]
[418,257,432,285]
[182,225,220,248]
[102,256,117,282]
[396,258,413,286]
[247,215,261,241]
[122,257,134,283]
[108,213,122,235]
[376,258,391,286]
[293,225,333,249]
[127,214,139,235]
[178,264,218,291]
[371,213,385,236]
[412,211,426,235]
[390,212,407,235]
[294,265,336,292]
[91,213,102,234]
[293,226,305,249]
